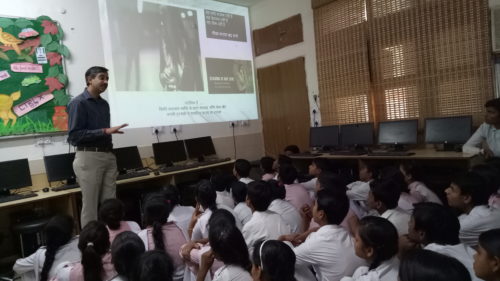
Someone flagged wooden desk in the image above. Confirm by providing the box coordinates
[290,148,477,160]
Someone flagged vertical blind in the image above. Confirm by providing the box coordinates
[314,0,493,126]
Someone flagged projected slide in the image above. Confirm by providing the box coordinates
[98,0,258,128]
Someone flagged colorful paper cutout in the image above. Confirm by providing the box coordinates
[0,27,24,55]
[11,62,43,73]
[0,91,21,126]
[18,28,38,39]
[36,47,47,64]
[45,76,63,92]
[41,20,58,35]
[21,75,41,87]
[0,70,10,81]
[46,52,61,66]
[13,91,54,117]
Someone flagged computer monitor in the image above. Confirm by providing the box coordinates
[113,146,143,172]
[378,119,418,146]
[185,136,217,160]
[152,140,187,165]
[340,123,374,147]
[425,116,472,145]
[309,125,339,148]
[44,153,76,184]
[0,159,32,195]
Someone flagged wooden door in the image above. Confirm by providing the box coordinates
[257,57,310,156]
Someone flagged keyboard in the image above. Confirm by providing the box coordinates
[51,183,80,191]
[160,164,198,173]
[0,193,38,203]
[367,151,415,156]
[329,150,367,156]
[117,170,150,180]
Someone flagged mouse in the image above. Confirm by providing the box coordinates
[154,171,160,176]
[42,187,50,192]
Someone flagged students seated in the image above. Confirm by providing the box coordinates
[110,231,145,281]
[271,155,293,180]
[347,160,379,218]
[243,180,291,255]
[378,166,418,213]
[341,216,399,281]
[98,198,141,243]
[284,189,364,281]
[52,221,115,281]
[445,172,500,247]
[13,215,80,281]
[400,161,442,204]
[278,164,312,212]
[367,179,410,236]
[267,180,302,234]
[301,158,332,198]
[138,193,186,281]
[399,249,471,281]
[252,240,296,281]
[231,181,253,226]
[234,159,254,184]
[211,172,236,209]
[470,163,500,210]
[133,250,174,281]
[284,144,300,156]
[402,202,479,281]
[474,228,500,281]
[260,156,276,181]
[162,184,195,238]
[463,98,500,158]
[197,209,252,281]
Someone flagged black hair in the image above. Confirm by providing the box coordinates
[369,179,401,210]
[260,156,275,174]
[208,210,250,270]
[111,231,146,281]
[162,184,180,207]
[269,179,286,200]
[399,249,471,281]
[379,165,408,193]
[452,171,491,206]
[485,98,500,113]
[358,216,398,270]
[278,164,298,185]
[412,202,460,245]
[247,180,273,211]
[40,215,74,281]
[252,240,296,281]
[400,160,427,183]
[210,172,236,192]
[231,181,248,203]
[132,250,174,281]
[317,171,347,196]
[359,160,380,180]
[85,66,108,85]
[277,154,292,167]
[479,228,500,258]
[195,179,217,211]
[98,198,124,230]
[78,221,110,281]
[311,158,332,173]
[284,145,300,154]
[234,159,252,178]
[143,193,171,252]
[316,189,349,225]
[470,164,500,197]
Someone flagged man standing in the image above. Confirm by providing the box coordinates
[67,66,128,227]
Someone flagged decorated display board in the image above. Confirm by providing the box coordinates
[0,15,70,137]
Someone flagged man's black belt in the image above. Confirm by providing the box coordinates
[76,146,113,153]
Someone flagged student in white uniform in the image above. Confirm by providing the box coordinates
[163,185,195,238]
[268,180,302,234]
[341,216,399,281]
[197,209,252,281]
[234,159,254,185]
[366,179,411,236]
[301,158,332,198]
[260,156,276,181]
[473,228,500,281]
[109,231,145,281]
[399,249,472,281]
[346,160,380,218]
[285,189,364,281]
[445,172,500,247]
[243,181,291,255]
[98,199,141,244]
[279,164,312,213]
[13,215,80,281]
[211,172,236,209]
[463,98,500,159]
[400,161,442,205]
[133,250,174,281]
[402,203,480,281]
[251,240,296,281]
[470,163,500,210]
[231,181,252,226]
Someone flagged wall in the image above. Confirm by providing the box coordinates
[250,0,320,125]
[0,0,264,174]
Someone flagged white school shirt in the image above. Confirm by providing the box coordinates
[168,205,195,239]
[346,181,371,201]
[217,204,243,230]
[242,210,291,255]
[408,181,442,204]
[398,192,419,213]
[268,199,302,234]
[301,177,317,199]
[212,264,252,281]
[239,177,254,185]
[424,243,480,281]
[192,209,213,240]
[458,205,500,247]
[463,122,500,156]
[380,207,411,236]
[294,225,365,281]
[233,202,252,226]
[340,257,399,281]
[13,237,80,281]
[216,191,235,209]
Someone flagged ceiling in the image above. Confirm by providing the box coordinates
[214,0,265,7]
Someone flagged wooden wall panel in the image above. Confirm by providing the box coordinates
[253,14,303,56]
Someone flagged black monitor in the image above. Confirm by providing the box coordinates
[44,153,76,184]
[340,123,374,147]
[378,119,418,146]
[153,140,187,165]
[0,159,32,194]
[425,116,472,146]
[185,136,216,160]
[113,146,143,172]
[309,125,339,148]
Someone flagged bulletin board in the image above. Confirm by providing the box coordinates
[0,15,70,137]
